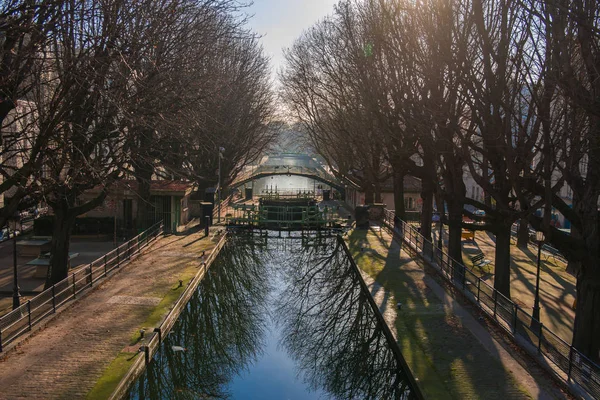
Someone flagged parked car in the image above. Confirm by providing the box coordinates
[473,209,486,217]
[0,228,20,241]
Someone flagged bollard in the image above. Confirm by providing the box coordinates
[142,345,150,364]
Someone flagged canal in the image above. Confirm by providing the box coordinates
[127,231,418,399]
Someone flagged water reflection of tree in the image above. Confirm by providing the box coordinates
[128,235,268,400]
[275,236,414,400]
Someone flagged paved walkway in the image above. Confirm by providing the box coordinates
[348,227,571,400]
[0,229,219,399]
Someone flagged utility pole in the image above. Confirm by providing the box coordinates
[8,213,21,310]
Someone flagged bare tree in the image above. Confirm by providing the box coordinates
[0,1,64,225]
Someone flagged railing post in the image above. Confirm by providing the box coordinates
[0,328,3,352]
[117,246,120,267]
[72,273,76,298]
[477,279,481,302]
[567,347,574,381]
[104,254,107,273]
[27,300,31,330]
[512,304,518,334]
[51,285,56,313]
[144,345,150,365]
[128,240,131,260]
[90,265,93,287]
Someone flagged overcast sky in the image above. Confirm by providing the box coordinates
[245,0,338,83]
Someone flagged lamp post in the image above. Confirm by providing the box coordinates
[532,231,545,328]
[9,212,21,310]
[217,147,225,223]
[438,217,443,249]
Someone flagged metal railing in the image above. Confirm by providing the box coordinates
[0,221,164,352]
[382,209,599,399]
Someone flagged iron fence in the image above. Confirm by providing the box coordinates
[382,209,599,399]
[0,221,164,352]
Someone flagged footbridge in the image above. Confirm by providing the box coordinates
[231,154,345,193]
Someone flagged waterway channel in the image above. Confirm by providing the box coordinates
[126,231,417,399]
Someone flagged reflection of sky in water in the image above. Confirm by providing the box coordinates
[229,257,327,400]
[127,233,414,400]
[228,316,327,399]
[253,175,316,192]
[263,155,319,168]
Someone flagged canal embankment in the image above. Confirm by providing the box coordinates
[0,228,225,400]
[125,231,420,399]
[345,227,571,400]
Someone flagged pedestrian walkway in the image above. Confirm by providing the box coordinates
[0,229,219,399]
[347,227,571,400]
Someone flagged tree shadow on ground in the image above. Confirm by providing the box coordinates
[476,230,575,343]
[348,228,530,400]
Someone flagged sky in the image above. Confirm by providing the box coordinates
[245,0,338,83]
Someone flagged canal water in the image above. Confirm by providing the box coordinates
[127,232,416,399]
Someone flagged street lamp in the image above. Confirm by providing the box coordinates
[217,147,225,223]
[8,211,21,310]
[532,231,545,328]
[438,217,443,249]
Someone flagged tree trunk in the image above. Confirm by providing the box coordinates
[566,226,582,276]
[420,177,434,242]
[374,181,382,203]
[134,128,155,231]
[517,218,529,249]
[482,158,492,208]
[135,166,153,230]
[572,266,600,364]
[393,170,405,220]
[494,222,512,299]
[364,186,374,205]
[447,198,464,281]
[46,207,76,288]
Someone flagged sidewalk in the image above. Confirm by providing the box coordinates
[347,227,571,400]
[0,229,219,399]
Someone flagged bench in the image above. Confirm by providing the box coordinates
[26,252,80,278]
[541,244,567,264]
[470,252,491,267]
[461,229,475,241]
